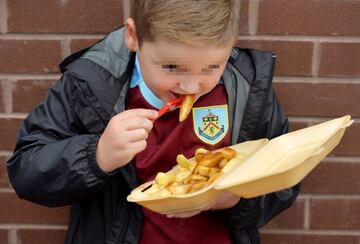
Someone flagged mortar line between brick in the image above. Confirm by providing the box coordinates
[248,0,259,35]
[61,39,71,60]
[0,150,11,156]
[300,194,360,199]
[274,76,360,84]
[0,224,67,230]
[60,0,69,7]
[304,198,311,230]
[261,229,360,235]
[1,80,12,113]
[321,156,360,163]
[0,188,14,193]
[0,34,105,40]
[311,42,320,77]
[123,0,130,21]
[288,115,360,122]
[0,113,27,118]
[0,74,61,80]
[8,228,16,244]
[0,0,7,34]
[238,35,360,42]
[1,34,360,42]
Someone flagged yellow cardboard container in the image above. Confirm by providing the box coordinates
[127,139,267,214]
[127,115,353,214]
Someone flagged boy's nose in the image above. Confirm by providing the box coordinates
[179,78,200,94]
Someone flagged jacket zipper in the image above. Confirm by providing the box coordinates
[115,195,131,244]
[254,53,276,138]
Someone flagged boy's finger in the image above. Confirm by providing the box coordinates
[124,117,154,132]
[117,109,158,120]
[126,128,149,142]
[127,140,148,155]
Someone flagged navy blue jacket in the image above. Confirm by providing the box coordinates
[7,27,300,244]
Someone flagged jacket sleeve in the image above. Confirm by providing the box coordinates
[7,73,113,207]
[219,86,301,229]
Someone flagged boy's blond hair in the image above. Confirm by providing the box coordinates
[131,0,241,47]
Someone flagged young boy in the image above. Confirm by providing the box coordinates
[7,0,300,243]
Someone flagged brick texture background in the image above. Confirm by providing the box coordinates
[0,0,359,243]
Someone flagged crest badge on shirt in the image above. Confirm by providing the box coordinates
[192,105,229,145]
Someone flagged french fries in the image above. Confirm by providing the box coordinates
[179,95,195,122]
[141,147,245,197]
[155,172,176,186]
[176,154,195,171]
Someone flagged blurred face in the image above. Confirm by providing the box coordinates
[124,18,234,103]
[136,40,233,103]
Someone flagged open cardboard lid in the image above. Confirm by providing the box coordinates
[214,115,353,197]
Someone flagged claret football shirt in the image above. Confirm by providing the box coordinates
[128,55,232,244]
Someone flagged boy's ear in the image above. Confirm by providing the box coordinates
[125,18,139,52]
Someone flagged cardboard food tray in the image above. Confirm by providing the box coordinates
[127,139,268,214]
[127,115,353,214]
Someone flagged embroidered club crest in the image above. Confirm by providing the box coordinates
[193,105,229,145]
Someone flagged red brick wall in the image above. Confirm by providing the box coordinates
[0,0,359,243]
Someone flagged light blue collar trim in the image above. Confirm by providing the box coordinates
[130,54,165,109]
[130,54,142,88]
